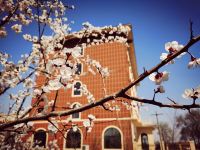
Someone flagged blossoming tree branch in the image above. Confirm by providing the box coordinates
[0,0,200,148]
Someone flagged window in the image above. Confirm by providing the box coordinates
[65,128,81,149]
[80,47,84,56]
[73,81,81,96]
[75,63,82,75]
[104,127,122,149]
[71,103,80,119]
[141,133,149,150]
[33,130,46,148]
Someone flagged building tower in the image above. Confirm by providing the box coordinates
[30,24,155,150]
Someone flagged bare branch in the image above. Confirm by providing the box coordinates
[1,34,200,131]
[167,97,177,104]
[16,89,30,119]
[122,94,200,109]
[101,104,112,111]
[0,3,19,27]
[47,119,66,139]
[51,90,59,112]
[0,71,35,96]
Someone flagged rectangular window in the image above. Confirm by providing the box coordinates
[72,104,80,119]
[75,63,82,75]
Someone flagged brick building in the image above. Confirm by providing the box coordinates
[30,24,155,150]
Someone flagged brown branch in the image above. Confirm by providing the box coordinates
[122,94,200,109]
[28,66,51,76]
[1,35,200,130]
[16,90,29,119]
[0,71,35,96]
[39,1,54,40]
[7,101,17,116]
[152,89,157,101]
[167,97,177,104]
[0,129,24,134]
[51,90,59,112]
[19,91,45,119]
[0,3,19,27]
[101,104,112,111]
[0,95,115,130]
[47,119,66,139]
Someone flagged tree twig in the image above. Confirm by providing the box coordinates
[16,89,30,119]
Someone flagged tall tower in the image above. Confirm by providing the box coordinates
[30,24,155,150]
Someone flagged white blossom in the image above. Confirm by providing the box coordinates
[60,66,73,80]
[81,84,95,103]
[182,86,200,100]
[86,94,95,103]
[48,120,58,133]
[71,47,82,58]
[14,123,24,129]
[188,58,200,69]
[32,36,38,42]
[118,24,131,34]
[100,67,109,78]
[48,100,54,106]
[0,27,7,37]
[160,53,174,64]
[149,71,169,85]
[88,114,96,120]
[157,85,165,93]
[82,22,94,29]
[52,58,66,66]
[161,41,185,62]
[47,79,62,91]
[23,34,32,41]
[165,41,184,52]
[24,78,34,88]
[27,122,34,127]
[83,120,90,127]
[33,89,42,96]
[42,86,50,93]
[87,127,92,132]
[88,66,96,75]
[72,125,78,132]
[11,24,22,33]
[48,139,59,149]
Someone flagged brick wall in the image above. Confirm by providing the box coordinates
[31,42,136,150]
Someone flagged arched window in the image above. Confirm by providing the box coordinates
[65,128,81,149]
[104,127,122,149]
[73,82,81,96]
[71,103,80,119]
[141,133,149,150]
[33,129,46,148]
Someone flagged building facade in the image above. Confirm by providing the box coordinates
[29,24,155,150]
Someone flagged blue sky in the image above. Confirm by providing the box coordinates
[0,0,200,124]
